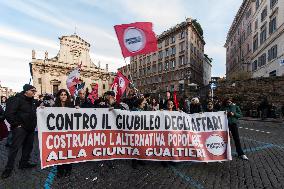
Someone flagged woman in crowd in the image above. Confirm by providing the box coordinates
[205,101,216,112]
[151,98,159,111]
[132,97,147,111]
[53,89,75,177]
[166,99,175,111]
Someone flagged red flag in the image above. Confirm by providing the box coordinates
[111,71,130,103]
[173,91,179,109]
[88,84,99,104]
[114,22,158,58]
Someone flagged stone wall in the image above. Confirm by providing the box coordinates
[214,76,284,117]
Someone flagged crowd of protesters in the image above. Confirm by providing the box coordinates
[0,84,250,179]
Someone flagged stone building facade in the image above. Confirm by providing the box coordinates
[225,0,284,79]
[118,18,207,96]
[225,0,254,79]
[251,0,284,77]
[30,34,114,96]
[203,54,212,85]
[0,85,15,98]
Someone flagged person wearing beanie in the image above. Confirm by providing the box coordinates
[22,84,36,92]
[189,97,203,114]
[2,84,38,179]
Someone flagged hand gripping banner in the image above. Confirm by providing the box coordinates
[37,108,232,169]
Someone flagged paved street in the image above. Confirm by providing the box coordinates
[1,120,284,189]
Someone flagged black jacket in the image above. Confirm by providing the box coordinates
[75,97,94,108]
[189,104,203,114]
[5,92,38,132]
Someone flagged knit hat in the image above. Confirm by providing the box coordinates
[191,97,199,104]
[23,84,36,92]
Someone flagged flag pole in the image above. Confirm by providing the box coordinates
[122,57,139,93]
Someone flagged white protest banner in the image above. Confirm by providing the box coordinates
[37,108,232,169]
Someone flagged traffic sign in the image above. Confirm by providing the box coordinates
[210,83,217,90]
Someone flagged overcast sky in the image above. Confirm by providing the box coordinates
[0,0,242,92]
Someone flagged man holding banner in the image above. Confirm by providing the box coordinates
[223,97,248,160]
[75,89,93,108]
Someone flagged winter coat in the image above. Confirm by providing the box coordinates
[222,103,242,125]
[75,98,94,108]
[5,92,38,132]
[189,104,203,114]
